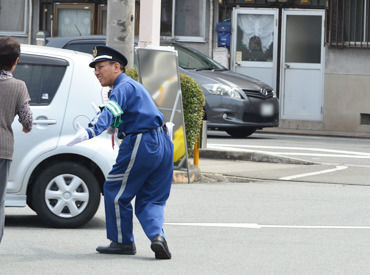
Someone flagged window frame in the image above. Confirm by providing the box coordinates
[97,4,107,35]
[161,0,207,43]
[0,0,29,37]
[329,0,370,48]
[52,3,95,37]
[15,54,69,106]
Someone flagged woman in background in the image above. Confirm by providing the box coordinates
[0,37,33,243]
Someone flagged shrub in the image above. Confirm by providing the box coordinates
[126,68,205,155]
[125,68,138,81]
[179,73,205,155]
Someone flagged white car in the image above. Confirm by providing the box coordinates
[6,45,117,228]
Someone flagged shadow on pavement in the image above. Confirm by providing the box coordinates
[5,215,106,229]
[207,132,274,140]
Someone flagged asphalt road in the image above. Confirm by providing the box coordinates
[207,130,370,166]
[203,131,370,185]
[2,180,370,275]
[2,132,370,274]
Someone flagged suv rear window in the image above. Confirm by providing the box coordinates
[13,54,68,105]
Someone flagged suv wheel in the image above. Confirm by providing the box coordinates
[225,127,256,138]
[31,162,101,228]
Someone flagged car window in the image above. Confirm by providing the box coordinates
[13,54,68,105]
[64,41,105,54]
[174,44,226,71]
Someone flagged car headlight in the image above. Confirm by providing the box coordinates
[203,84,242,99]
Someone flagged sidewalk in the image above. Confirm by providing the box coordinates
[173,146,314,184]
[172,127,370,184]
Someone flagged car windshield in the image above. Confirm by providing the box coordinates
[174,44,226,71]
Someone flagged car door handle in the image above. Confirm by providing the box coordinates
[33,119,57,125]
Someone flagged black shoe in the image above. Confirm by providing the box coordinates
[96,241,136,255]
[150,234,171,259]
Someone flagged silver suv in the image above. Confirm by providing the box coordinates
[6,45,117,228]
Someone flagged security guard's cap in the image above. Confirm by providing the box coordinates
[89,45,128,68]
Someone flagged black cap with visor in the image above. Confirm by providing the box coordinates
[89,45,128,68]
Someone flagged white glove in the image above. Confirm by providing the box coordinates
[165,122,175,141]
[67,123,89,146]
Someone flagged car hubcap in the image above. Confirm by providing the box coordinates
[45,174,89,218]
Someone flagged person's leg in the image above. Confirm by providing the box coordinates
[135,131,173,240]
[134,131,174,259]
[0,159,11,244]
[102,136,141,245]
[100,133,153,245]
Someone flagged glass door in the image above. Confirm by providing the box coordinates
[280,9,325,120]
[231,8,278,90]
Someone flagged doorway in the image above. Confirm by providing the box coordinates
[280,9,325,121]
[231,8,279,91]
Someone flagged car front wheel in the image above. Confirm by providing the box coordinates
[31,162,101,228]
[225,127,257,138]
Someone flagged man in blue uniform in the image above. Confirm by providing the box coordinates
[68,46,174,259]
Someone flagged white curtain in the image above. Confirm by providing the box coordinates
[237,14,274,52]
[58,9,91,37]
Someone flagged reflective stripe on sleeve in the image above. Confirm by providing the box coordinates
[106,100,123,117]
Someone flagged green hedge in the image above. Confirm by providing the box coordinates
[126,68,205,155]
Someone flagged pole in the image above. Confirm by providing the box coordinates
[209,0,214,58]
[138,0,161,47]
[28,0,33,44]
[107,0,135,68]
[193,139,199,167]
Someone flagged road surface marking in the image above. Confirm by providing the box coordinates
[279,165,348,180]
[208,144,370,159]
[165,222,370,230]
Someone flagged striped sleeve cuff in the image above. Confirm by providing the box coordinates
[86,127,96,139]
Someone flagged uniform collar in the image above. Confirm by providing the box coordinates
[113,73,129,88]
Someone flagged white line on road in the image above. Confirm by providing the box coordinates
[209,144,370,156]
[209,145,370,159]
[279,165,348,180]
[271,153,370,158]
[165,222,370,230]
[208,144,370,158]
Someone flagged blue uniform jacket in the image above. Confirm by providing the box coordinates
[86,73,164,139]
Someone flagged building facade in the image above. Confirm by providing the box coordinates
[1,0,370,135]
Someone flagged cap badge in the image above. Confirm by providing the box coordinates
[93,47,97,57]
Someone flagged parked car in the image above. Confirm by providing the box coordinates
[46,36,279,138]
[7,44,117,228]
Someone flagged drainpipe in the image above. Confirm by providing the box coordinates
[209,0,213,58]
[28,0,33,44]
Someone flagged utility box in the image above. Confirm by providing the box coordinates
[216,21,231,48]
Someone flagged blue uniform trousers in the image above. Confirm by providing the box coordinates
[104,128,173,244]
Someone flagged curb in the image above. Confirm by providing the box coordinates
[199,149,315,165]
[172,149,315,184]
[173,164,201,184]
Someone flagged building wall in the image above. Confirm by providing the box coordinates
[279,47,370,134]
[0,0,39,44]
[323,48,370,134]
